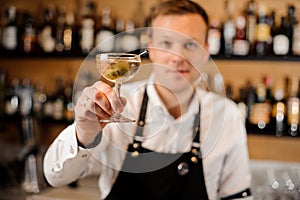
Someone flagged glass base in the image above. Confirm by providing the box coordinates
[99,114,136,123]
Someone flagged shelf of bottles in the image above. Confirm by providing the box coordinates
[225,75,300,138]
[0,0,299,60]
[0,0,300,138]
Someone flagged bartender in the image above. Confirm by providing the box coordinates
[43,0,252,199]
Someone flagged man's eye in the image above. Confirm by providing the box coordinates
[161,40,172,47]
[185,42,198,51]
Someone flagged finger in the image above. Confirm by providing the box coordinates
[79,82,113,115]
[95,82,124,113]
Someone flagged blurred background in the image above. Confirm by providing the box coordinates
[0,0,300,199]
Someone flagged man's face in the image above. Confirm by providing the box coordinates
[148,14,209,93]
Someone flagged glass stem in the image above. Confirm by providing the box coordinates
[115,83,121,98]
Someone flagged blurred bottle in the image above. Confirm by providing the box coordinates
[4,78,21,118]
[20,12,37,54]
[2,6,18,52]
[271,78,287,136]
[287,76,299,136]
[273,16,289,56]
[236,85,248,123]
[255,4,271,57]
[63,12,76,54]
[79,1,96,55]
[121,20,140,53]
[38,7,56,54]
[245,0,257,54]
[52,78,65,121]
[0,70,6,118]
[223,0,236,57]
[233,15,250,56]
[292,9,300,55]
[33,83,47,120]
[208,17,222,56]
[248,77,272,133]
[64,81,74,123]
[286,5,298,55]
[55,8,66,54]
[95,6,115,53]
[114,18,125,52]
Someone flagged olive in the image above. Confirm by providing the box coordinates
[113,61,129,76]
[104,69,119,80]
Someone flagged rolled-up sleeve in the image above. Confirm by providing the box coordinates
[43,123,92,187]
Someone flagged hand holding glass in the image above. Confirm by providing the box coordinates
[96,53,141,123]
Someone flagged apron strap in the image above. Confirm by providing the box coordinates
[134,87,149,142]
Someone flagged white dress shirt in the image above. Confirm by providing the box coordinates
[43,75,252,200]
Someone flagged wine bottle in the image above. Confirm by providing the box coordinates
[271,78,287,136]
[208,17,222,56]
[55,8,66,54]
[233,15,250,56]
[273,16,289,56]
[63,12,75,54]
[38,7,56,54]
[245,0,257,55]
[20,12,37,54]
[2,6,18,52]
[120,20,140,53]
[255,4,271,57]
[287,76,299,136]
[95,6,115,53]
[248,77,272,133]
[223,0,236,57]
[286,5,298,55]
[114,18,125,52]
[79,1,96,55]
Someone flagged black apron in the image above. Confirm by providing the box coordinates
[105,88,209,200]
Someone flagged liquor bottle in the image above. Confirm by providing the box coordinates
[286,76,299,136]
[38,7,56,54]
[20,12,37,54]
[286,5,298,55]
[121,20,140,53]
[255,4,271,57]
[4,78,21,118]
[63,12,75,54]
[292,9,300,55]
[246,81,256,127]
[52,78,65,121]
[233,15,250,56]
[95,6,115,53]
[63,81,74,123]
[273,16,289,56]
[271,78,287,136]
[79,1,96,55]
[237,85,248,124]
[223,0,236,57]
[208,17,222,56]
[2,6,18,52]
[114,18,125,52]
[33,83,47,120]
[0,70,6,118]
[245,0,257,54]
[55,8,66,53]
[248,78,272,133]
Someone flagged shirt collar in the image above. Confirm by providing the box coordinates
[146,73,200,121]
